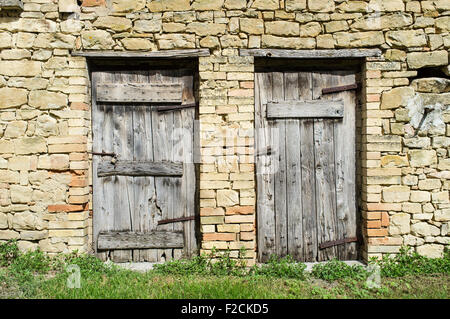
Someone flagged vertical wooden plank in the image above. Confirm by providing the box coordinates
[312,71,338,262]
[93,71,116,262]
[298,72,317,262]
[326,71,357,260]
[132,69,156,262]
[110,70,134,263]
[272,71,288,257]
[284,71,302,260]
[151,69,174,262]
[180,68,197,259]
[255,71,276,263]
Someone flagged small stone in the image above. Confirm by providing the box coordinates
[14,137,47,155]
[418,179,441,190]
[382,186,410,202]
[411,222,440,237]
[266,21,300,36]
[29,91,67,110]
[10,186,33,204]
[410,191,431,203]
[300,22,321,37]
[192,0,224,11]
[251,0,279,10]
[93,16,132,32]
[381,87,415,110]
[308,0,334,12]
[385,30,427,48]
[416,244,444,258]
[334,31,384,48]
[239,18,264,35]
[121,38,155,50]
[407,51,449,69]
[389,213,410,235]
[81,30,114,50]
[409,150,437,167]
[411,78,450,93]
[134,19,162,33]
[0,88,28,109]
[113,0,146,12]
[285,0,306,11]
[217,189,239,207]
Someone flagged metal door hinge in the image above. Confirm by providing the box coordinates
[319,237,358,250]
[157,216,195,226]
[322,83,358,95]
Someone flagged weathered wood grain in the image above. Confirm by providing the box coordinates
[267,100,344,119]
[72,49,210,58]
[284,71,302,260]
[255,71,276,263]
[240,49,382,58]
[97,231,184,250]
[97,160,183,177]
[256,66,357,263]
[92,65,197,262]
[96,83,183,103]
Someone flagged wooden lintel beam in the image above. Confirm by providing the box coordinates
[71,49,210,59]
[240,49,382,59]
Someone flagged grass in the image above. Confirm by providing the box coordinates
[0,240,448,299]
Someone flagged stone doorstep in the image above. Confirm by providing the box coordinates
[112,260,368,273]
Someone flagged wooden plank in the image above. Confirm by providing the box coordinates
[296,72,317,262]
[327,71,358,260]
[180,69,197,259]
[96,83,183,103]
[272,71,288,257]
[255,71,276,263]
[72,49,210,58]
[300,117,317,262]
[266,100,344,119]
[240,49,382,58]
[152,69,174,262]
[284,71,302,260]
[97,231,184,250]
[313,71,338,262]
[97,160,183,177]
[131,70,152,262]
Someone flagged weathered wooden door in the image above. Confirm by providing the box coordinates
[92,64,197,262]
[255,67,358,262]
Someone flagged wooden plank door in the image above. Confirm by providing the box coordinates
[92,66,197,263]
[256,68,357,262]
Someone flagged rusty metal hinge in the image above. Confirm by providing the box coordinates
[157,216,195,226]
[322,83,358,95]
[154,102,197,112]
[319,237,358,250]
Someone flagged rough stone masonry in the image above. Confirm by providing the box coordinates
[0,0,449,264]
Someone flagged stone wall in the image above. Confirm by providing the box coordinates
[0,0,448,263]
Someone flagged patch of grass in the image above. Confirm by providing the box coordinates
[0,241,449,299]
[372,246,450,278]
[249,255,307,279]
[311,259,368,281]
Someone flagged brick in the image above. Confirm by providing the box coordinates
[203,233,236,241]
[224,215,254,223]
[366,203,402,211]
[225,206,255,215]
[366,228,388,237]
[48,204,84,212]
[367,220,382,228]
[200,207,225,216]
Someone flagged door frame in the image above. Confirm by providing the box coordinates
[88,58,201,261]
[254,58,364,262]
